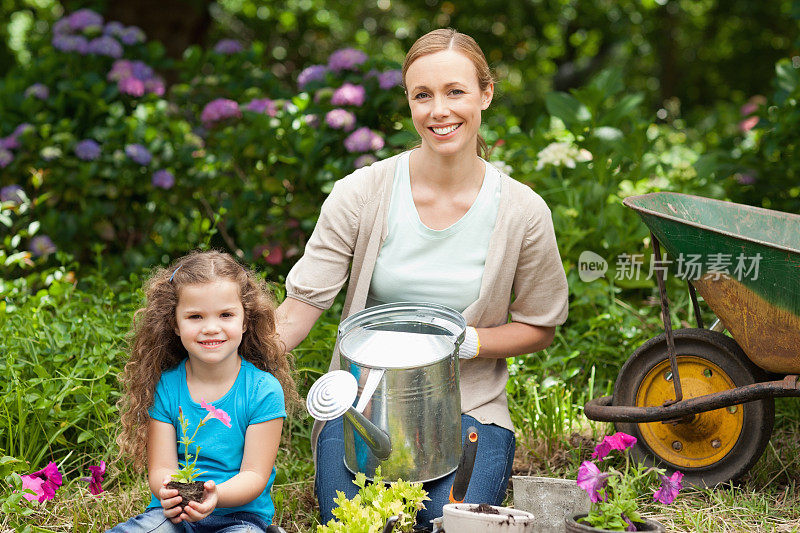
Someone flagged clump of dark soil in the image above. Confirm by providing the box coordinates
[469,503,500,514]
[166,480,205,508]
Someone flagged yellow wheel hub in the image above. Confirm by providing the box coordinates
[635,356,743,468]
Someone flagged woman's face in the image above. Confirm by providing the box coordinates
[405,49,493,158]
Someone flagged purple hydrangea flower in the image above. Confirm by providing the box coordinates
[66,9,104,31]
[325,109,356,131]
[344,127,384,153]
[131,61,155,80]
[143,78,165,96]
[103,21,125,37]
[14,123,32,137]
[125,144,152,166]
[245,98,277,116]
[30,235,57,257]
[331,83,366,107]
[0,136,19,150]
[297,65,327,89]
[327,48,367,72]
[119,26,146,46]
[75,139,101,161]
[378,69,403,90]
[118,77,145,97]
[0,148,14,169]
[0,185,24,204]
[201,98,242,126]
[354,154,377,168]
[52,34,89,54]
[87,36,123,58]
[152,169,175,189]
[52,17,72,35]
[24,83,49,100]
[214,39,244,54]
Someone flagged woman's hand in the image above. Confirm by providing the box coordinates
[157,476,185,523]
[180,480,219,522]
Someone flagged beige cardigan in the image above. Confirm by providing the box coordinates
[285,152,569,454]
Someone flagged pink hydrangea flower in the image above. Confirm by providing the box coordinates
[327,48,367,72]
[200,399,232,428]
[331,83,366,107]
[592,432,637,461]
[201,98,242,126]
[354,154,377,168]
[297,65,327,89]
[325,109,356,131]
[653,471,683,504]
[576,461,610,503]
[245,98,277,116]
[344,127,384,153]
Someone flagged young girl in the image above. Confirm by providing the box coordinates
[110,250,299,532]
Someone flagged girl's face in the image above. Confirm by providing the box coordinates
[405,49,493,159]
[174,280,246,368]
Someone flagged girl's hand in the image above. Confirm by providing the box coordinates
[181,480,218,522]
[158,476,184,523]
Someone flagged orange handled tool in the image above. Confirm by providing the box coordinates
[449,427,479,504]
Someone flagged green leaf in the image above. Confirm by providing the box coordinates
[589,68,624,96]
[545,92,592,127]
[600,94,644,126]
[776,58,799,93]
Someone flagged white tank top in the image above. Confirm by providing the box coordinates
[367,151,501,313]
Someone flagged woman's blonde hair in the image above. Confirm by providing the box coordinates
[116,250,300,471]
[402,28,494,158]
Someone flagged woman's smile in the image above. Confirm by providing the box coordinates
[430,123,462,136]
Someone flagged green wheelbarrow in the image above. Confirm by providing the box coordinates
[584,192,800,486]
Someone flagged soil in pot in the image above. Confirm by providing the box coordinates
[468,503,500,515]
[565,513,665,532]
[166,480,205,508]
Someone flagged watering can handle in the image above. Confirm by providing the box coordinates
[355,368,385,413]
[449,427,479,503]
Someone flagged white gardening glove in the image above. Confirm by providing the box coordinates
[459,326,480,360]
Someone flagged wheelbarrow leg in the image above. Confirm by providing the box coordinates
[652,234,683,404]
[687,282,704,330]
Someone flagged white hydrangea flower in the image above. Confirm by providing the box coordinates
[535,142,592,170]
[490,160,513,175]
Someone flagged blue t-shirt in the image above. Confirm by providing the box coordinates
[147,358,286,522]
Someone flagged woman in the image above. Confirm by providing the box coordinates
[277,28,569,527]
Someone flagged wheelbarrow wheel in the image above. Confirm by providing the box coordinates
[613,328,774,487]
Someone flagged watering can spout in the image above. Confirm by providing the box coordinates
[344,406,392,460]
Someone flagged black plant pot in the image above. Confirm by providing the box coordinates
[565,513,665,532]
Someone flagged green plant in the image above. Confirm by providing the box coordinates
[171,402,232,484]
[576,432,683,531]
[318,467,429,533]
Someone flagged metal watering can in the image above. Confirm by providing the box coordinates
[307,302,466,482]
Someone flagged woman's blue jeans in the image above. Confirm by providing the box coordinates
[315,414,515,529]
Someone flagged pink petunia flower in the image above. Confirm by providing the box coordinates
[653,471,683,504]
[592,432,637,461]
[80,461,106,495]
[576,461,610,503]
[200,399,232,428]
[19,461,63,502]
[20,475,47,502]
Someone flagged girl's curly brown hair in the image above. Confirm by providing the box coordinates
[116,250,300,471]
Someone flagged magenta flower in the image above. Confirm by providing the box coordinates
[245,98,277,116]
[20,461,62,502]
[0,135,18,150]
[576,461,610,503]
[325,109,356,131]
[327,48,367,72]
[152,169,175,189]
[87,36,123,58]
[297,65,327,89]
[80,461,106,495]
[24,83,49,100]
[144,78,165,96]
[75,139,101,161]
[214,39,243,54]
[201,98,242,126]
[331,83,366,107]
[108,60,154,82]
[653,471,683,504]
[200,399,232,428]
[354,154,377,168]
[255,244,284,266]
[592,432,637,461]
[739,116,759,133]
[30,235,57,257]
